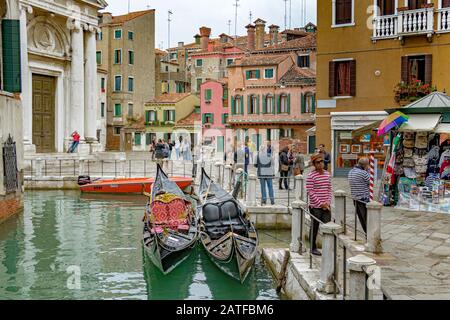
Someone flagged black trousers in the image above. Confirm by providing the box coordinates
[309,207,332,250]
[354,200,368,234]
[279,170,289,189]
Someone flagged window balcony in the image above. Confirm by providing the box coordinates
[437,7,450,33]
[372,6,437,41]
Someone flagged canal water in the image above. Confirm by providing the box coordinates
[0,191,289,300]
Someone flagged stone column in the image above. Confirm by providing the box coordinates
[317,222,343,294]
[290,200,308,253]
[84,25,99,145]
[347,255,377,300]
[246,174,257,206]
[68,19,85,147]
[334,190,346,228]
[20,5,34,154]
[365,201,383,253]
[294,175,304,201]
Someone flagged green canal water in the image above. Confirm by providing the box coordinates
[0,191,289,300]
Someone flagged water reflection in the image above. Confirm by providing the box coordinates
[0,191,281,300]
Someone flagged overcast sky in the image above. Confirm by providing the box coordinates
[102,0,317,49]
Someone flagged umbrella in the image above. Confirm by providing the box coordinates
[377,111,409,136]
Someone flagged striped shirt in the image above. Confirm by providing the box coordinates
[348,166,370,202]
[306,170,332,209]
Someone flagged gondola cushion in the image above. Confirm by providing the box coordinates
[151,194,189,229]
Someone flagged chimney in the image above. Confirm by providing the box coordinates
[101,12,113,24]
[194,34,201,45]
[269,24,279,46]
[178,41,184,48]
[246,24,255,51]
[254,18,266,50]
[199,26,211,52]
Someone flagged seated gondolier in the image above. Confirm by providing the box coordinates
[306,153,332,256]
[348,158,370,233]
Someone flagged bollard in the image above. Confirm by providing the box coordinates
[236,168,244,199]
[333,190,347,230]
[79,158,86,176]
[224,165,232,191]
[365,201,383,253]
[35,158,43,178]
[215,162,222,184]
[294,175,304,201]
[317,222,343,294]
[246,174,257,206]
[347,254,376,300]
[290,200,308,253]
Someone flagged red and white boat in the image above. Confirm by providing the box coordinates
[79,176,194,194]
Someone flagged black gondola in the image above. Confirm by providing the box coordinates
[198,168,258,283]
[142,164,198,274]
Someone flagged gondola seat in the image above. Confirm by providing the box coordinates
[151,193,189,230]
[202,200,247,238]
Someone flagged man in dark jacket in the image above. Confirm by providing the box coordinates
[279,146,291,190]
[319,144,331,171]
[256,144,275,206]
[155,139,165,166]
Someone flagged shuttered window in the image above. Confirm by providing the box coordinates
[329,60,356,97]
[129,51,134,65]
[377,0,395,15]
[114,76,122,91]
[246,70,260,79]
[114,49,122,64]
[264,68,274,79]
[2,20,21,92]
[408,0,426,10]
[205,89,212,101]
[128,77,134,92]
[114,29,122,39]
[401,55,432,84]
[222,113,228,124]
[335,0,353,25]
[443,0,450,7]
[96,51,102,64]
[114,103,122,117]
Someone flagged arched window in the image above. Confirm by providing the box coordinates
[265,95,274,113]
[280,94,288,113]
[249,95,258,114]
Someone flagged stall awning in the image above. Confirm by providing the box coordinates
[352,120,382,137]
[435,123,450,133]
[399,114,442,132]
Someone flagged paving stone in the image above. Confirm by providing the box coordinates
[431,246,450,257]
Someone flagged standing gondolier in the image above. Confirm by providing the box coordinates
[306,153,332,256]
[348,158,370,233]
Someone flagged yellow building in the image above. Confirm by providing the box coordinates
[144,93,200,145]
[317,0,450,176]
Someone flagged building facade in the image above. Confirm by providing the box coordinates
[144,93,200,148]
[316,0,450,175]
[97,68,107,150]
[17,0,107,155]
[96,10,156,151]
[1,0,23,223]
[200,79,230,153]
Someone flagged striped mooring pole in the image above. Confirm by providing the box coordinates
[369,151,375,201]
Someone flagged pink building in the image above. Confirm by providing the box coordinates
[200,79,230,153]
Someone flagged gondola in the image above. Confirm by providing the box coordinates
[198,168,258,283]
[142,164,198,275]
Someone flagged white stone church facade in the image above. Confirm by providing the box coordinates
[18,0,107,155]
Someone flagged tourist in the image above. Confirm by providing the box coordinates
[168,138,174,160]
[255,145,275,206]
[154,139,165,166]
[293,146,305,176]
[175,136,182,160]
[162,139,170,159]
[244,140,250,174]
[348,157,370,233]
[318,144,331,171]
[249,139,257,164]
[306,153,332,256]
[149,138,156,161]
[279,146,291,190]
[67,131,80,153]
[182,138,191,161]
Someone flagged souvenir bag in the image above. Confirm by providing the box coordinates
[403,148,413,158]
[415,132,428,149]
[404,167,417,179]
[403,158,415,168]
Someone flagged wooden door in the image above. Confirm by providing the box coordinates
[32,75,55,153]
[125,132,133,151]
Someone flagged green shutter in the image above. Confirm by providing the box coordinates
[312,94,316,113]
[211,113,214,124]
[272,96,276,114]
[129,51,134,64]
[146,133,151,145]
[163,111,167,122]
[240,100,244,114]
[301,94,306,113]
[256,95,260,114]
[262,95,267,113]
[145,111,150,123]
[205,89,212,101]
[256,70,261,79]
[202,114,206,124]
[231,96,236,114]
[276,95,280,114]
[287,94,291,114]
[247,95,251,114]
[2,20,22,92]
[135,133,141,145]
[246,70,251,80]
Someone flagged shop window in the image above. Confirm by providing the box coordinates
[329,60,356,97]
[401,55,432,84]
[377,0,395,15]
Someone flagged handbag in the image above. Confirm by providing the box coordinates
[281,164,289,172]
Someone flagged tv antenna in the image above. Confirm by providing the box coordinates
[227,20,232,35]
[233,0,240,38]
[249,10,253,23]
[283,0,288,30]
[168,10,173,93]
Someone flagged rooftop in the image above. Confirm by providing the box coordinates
[146,93,191,104]
[260,34,316,51]
[101,10,154,26]
[175,111,201,128]
[280,65,316,82]
[231,54,290,67]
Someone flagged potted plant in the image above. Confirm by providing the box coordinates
[394,80,437,105]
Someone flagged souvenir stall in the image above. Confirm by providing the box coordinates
[380,92,450,214]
